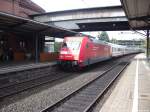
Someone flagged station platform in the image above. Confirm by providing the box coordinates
[0,61,56,74]
[99,53,150,112]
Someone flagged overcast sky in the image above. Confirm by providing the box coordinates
[31,0,121,12]
[31,0,145,40]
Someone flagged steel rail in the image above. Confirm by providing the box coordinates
[0,68,70,99]
[42,61,128,112]
[83,62,129,112]
[0,58,116,99]
[0,67,56,89]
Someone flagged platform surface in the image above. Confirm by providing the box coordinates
[0,61,56,74]
[99,53,150,112]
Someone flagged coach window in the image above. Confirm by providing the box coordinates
[112,47,115,52]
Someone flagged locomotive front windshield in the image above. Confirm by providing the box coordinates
[62,41,81,50]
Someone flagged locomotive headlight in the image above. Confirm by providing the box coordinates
[60,51,67,54]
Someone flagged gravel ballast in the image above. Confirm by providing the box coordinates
[0,57,129,112]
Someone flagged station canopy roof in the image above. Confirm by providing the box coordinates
[0,11,78,37]
[121,0,150,30]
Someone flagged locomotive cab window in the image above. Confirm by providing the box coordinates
[62,41,81,50]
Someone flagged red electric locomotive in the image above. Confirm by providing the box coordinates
[58,36,111,69]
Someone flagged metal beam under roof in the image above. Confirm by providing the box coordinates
[120,0,150,29]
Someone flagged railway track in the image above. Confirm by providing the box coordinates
[0,66,57,88]
[42,61,129,112]
[0,60,115,99]
[0,61,109,99]
[0,54,134,100]
[0,66,71,99]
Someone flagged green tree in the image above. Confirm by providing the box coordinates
[98,31,110,42]
[110,38,118,44]
[54,42,62,52]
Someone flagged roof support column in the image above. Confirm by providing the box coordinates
[146,30,149,58]
[35,33,39,63]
